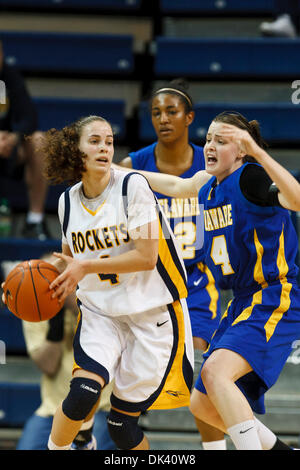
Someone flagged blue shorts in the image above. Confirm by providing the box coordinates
[186,262,221,343]
[195,280,300,414]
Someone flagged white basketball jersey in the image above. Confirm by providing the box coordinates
[58,169,187,316]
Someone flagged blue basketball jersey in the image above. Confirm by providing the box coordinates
[130,142,206,267]
[130,142,221,342]
[199,162,299,295]
[195,163,300,411]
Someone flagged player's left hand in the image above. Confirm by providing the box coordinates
[49,252,86,302]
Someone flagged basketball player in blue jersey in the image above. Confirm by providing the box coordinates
[118,79,226,450]
[124,111,300,450]
[39,115,193,451]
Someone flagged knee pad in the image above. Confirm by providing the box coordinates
[107,409,144,449]
[62,377,101,421]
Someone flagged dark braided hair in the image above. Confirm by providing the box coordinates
[150,78,194,114]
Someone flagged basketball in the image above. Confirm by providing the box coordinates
[3,259,62,322]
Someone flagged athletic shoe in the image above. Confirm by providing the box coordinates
[71,434,97,450]
[22,220,51,240]
[260,14,297,38]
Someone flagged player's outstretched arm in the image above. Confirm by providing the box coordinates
[113,162,210,198]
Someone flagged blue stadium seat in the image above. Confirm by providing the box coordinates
[0,382,40,427]
[0,308,26,354]
[160,0,275,14]
[139,102,300,144]
[154,37,300,78]
[34,97,126,140]
[0,176,66,213]
[0,0,141,10]
[2,32,134,75]
[0,239,61,263]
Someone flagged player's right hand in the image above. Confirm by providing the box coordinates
[49,252,86,303]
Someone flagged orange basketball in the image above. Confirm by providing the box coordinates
[3,259,63,322]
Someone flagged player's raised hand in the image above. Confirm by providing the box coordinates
[220,124,263,160]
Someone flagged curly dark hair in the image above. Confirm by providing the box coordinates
[42,115,110,185]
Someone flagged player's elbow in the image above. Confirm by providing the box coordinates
[172,180,186,198]
[280,190,300,212]
[173,178,195,198]
[292,190,300,211]
[144,251,158,270]
[290,201,300,212]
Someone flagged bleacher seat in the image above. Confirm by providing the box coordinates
[0,308,26,354]
[34,97,126,140]
[0,382,41,427]
[0,358,41,428]
[138,102,300,145]
[0,0,142,11]
[154,37,300,78]
[0,176,66,213]
[160,0,275,14]
[2,31,134,75]
[0,239,60,264]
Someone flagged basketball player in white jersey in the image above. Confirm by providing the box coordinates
[40,115,194,450]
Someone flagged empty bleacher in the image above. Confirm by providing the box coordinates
[0,359,41,427]
[34,97,126,138]
[0,0,143,12]
[154,37,300,78]
[139,101,300,145]
[0,0,299,450]
[160,0,275,15]
[2,31,134,75]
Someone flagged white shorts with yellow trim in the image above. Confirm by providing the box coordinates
[73,298,194,413]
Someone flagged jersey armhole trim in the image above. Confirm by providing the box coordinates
[62,187,72,237]
[121,171,157,218]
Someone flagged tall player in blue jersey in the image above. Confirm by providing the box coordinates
[126,111,300,450]
[118,80,225,450]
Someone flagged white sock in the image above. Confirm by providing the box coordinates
[27,211,43,224]
[202,439,227,450]
[47,435,72,451]
[227,419,262,450]
[254,417,276,450]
